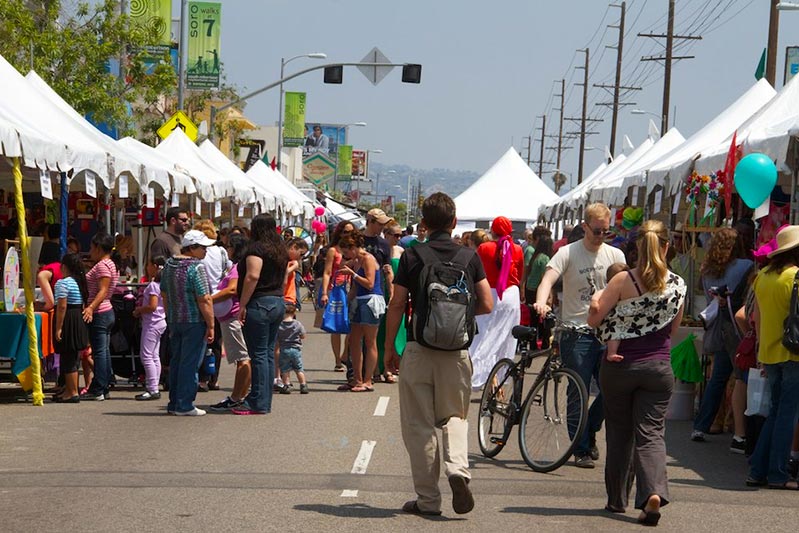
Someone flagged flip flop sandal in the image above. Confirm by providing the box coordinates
[768,481,799,490]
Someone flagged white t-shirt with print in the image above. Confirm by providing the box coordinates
[547,240,626,324]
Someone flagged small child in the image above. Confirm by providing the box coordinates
[275,238,309,390]
[133,256,166,400]
[591,262,630,362]
[277,302,308,394]
[52,253,90,402]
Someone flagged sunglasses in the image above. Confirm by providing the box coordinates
[387,232,402,238]
[588,227,613,237]
[178,217,190,223]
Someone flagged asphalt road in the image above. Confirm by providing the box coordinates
[1,308,797,532]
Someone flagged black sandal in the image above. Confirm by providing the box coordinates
[402,500,442,516]
[638,510,661,526]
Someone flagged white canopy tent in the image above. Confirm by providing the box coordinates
[198,140,274,211]
[155,129,243,202]
[246,160,315,220]
[454,147,558,223]
[117,137,196,196]
[592,128,686,205]
[541,161,608,215]
[0,55,116,183]
[646,79,776,197]
[695,73,799,175]
[25,71,172,196]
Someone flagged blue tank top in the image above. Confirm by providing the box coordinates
[356,266,383,297]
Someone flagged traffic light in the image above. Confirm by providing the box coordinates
[402,64,422,83]
[324,66,343,84]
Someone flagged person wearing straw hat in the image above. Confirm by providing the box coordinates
[747,225,799,490]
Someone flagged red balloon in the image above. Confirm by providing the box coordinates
[314,206,325,217]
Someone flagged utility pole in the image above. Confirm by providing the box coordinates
[521,135,533,166]
[640,0,702,135]
[557,79,565,169]
[566,49,602,184]
[766,0,780,86]
[594,2,641,160]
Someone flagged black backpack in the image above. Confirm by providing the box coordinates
[412,245,477,351]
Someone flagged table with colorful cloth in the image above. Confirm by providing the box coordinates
[0,311,55,389]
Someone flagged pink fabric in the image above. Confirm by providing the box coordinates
[496,236,512,299]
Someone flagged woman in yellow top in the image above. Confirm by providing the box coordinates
[748,225,799,490]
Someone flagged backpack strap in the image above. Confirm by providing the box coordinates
[451,247,475,269]
[414,243,439,266]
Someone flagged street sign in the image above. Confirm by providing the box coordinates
[302,153,336,185]
[785,46,799,85]
[358,47,394,86]
[157,110,198,141]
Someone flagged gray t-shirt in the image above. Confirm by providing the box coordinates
[547,240,626,324]
[277,318,305,351]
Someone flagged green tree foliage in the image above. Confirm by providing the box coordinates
[0,0,176,137]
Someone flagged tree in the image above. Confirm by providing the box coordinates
[0,0,176,138]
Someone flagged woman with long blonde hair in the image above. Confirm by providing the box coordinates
[588,220,686,526]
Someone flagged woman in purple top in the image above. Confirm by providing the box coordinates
[588,220,686,527]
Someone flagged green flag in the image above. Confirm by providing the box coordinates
[129,0,172,56]
[755,48,766,80]
[187,2,222,89]
[283,92,306,147]
[337,145,353,176]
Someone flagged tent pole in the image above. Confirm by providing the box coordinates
[12,158,43,406]
[137,189,144,280]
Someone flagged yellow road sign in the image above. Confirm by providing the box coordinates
[157,111,198,142]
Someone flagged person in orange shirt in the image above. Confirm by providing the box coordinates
[469,216,524,389]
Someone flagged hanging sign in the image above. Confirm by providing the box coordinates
[39,170,52,200]
[85,172,97,198]
[146,187,155,208]
[653,190,663,214]
[171,192,180,207]
[283,92,306,147]
[237,203,245,217]
[195,196,202,217]
[214,200,222,218]
[118,175,129,199]
[186,1,222,89]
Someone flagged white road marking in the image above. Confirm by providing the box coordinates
[340,490,359,497]
[373,396,390,416]
[351,440,377,474]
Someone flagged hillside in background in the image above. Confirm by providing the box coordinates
[368,162,482,199]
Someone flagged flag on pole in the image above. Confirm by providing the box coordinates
[755,48,767,80]
[270,156,277,171]
[648,119,660,141]
[623,135,635,153]
[723,130,738,217]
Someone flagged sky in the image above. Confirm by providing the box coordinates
[178,0,788,189]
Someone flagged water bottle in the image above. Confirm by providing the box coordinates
[203,348,216,376]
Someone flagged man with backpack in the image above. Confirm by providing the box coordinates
[384,193,493,517]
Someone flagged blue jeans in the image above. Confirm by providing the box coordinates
[242,295,285,413]
[87,309,115,395]
[167,322,208,413]
[693,350,733,432]
[560,330,604,455]
[749,361,799,484]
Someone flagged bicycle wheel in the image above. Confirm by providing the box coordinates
[518,367,588,472]
[477,358,518,458]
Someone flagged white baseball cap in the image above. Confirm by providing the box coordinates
[181,229,216,248]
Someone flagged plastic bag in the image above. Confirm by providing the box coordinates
[670,333,703,383]
[321,283,350,334]
[745,367,771,417]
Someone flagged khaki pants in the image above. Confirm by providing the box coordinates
[399,341,472,512]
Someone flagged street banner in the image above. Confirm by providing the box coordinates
[302,153,336,185]
[302,122,346,159]
[238,139,265,172]
[337,145,353,176]
[283,92,307,147]
[187,1,222,89]
[352,150,366,177]
[129,0,172,56]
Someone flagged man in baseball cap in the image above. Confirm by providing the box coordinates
[367,208,393,225]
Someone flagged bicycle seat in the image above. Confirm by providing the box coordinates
[511,325,537,341]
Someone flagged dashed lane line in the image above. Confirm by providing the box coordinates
[351,440,377,475]
[373,396,390,416]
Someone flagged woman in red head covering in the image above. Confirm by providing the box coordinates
[469,216,524,389]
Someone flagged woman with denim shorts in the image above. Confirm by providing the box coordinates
[338,232,386,393]
[233,214,288,415]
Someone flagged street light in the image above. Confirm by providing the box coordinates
[630,109,661,119]
[276,52,327,171]
[777,2,799,9]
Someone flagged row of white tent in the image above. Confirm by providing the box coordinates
[542,74,799,219]
[0,54,315,220]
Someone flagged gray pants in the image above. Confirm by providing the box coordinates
[599,359,673,511]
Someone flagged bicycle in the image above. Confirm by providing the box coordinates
[477,312,590,472]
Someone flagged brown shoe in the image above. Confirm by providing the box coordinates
[402,500,442,516]
[448,475,474,514]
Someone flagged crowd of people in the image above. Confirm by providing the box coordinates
[32,193,799,524]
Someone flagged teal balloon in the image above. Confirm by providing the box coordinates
[734,153,777,208]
